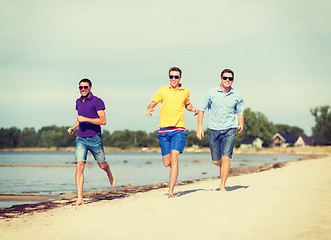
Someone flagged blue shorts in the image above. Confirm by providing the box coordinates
[157,131,187,156]
[208,128,237,160]
[75,135,106,163]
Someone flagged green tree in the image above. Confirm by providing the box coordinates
[102,129,112,146]
[186,129,209,147]
[106,130,133,149]
[0,127,21,148]
[38,125,75,148]
[103,130,159,148]
[186,130,200,147]
[17,127,38,147]
[274,124,305,136]
[311,105,331,141]
[239,108,276,147]
[136,130,159,147]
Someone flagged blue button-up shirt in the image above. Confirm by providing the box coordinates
[199,86,244,131]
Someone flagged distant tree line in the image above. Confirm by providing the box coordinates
[310,105,331,142]
[235,108,306,147]
[0,126,76,149]
[0,106,329,149]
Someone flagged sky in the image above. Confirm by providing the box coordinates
[1,0,330,136]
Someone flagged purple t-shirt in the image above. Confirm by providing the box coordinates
[75,93,105,137]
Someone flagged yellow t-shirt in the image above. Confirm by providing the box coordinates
[152,85,190,128]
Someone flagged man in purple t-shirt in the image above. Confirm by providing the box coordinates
[67,78,116,205]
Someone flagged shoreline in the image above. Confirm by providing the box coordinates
[1,152,330,239]
[1,146,330,155]
[0,153,322,219]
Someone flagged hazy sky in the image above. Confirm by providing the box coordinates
[1,0,330,135]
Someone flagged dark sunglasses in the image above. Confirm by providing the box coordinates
[79,86,89,90]
[169,75,180,79]
[222,77,234,81]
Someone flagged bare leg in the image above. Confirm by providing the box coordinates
[73,161,85,205]
[213,155,231,192]
[220,156,230,191]
[162,153,171,168]
[98,161,116,187]
[162,150,180,198]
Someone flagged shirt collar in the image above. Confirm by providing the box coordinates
[217,85,234,94]
[168,84,184,90]
[80,93,93,102]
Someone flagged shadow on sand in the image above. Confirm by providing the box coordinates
[224,185,249,191]
[175,189,206,197]
[175,185,249,197]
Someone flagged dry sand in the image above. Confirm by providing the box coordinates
[1,153,331,240]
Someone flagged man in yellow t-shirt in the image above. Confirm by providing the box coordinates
[145,67,198,198]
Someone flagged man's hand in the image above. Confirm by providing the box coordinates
[77,116,86,122]
[192,108,198,116]
[67,127,75,135]
[196,129,204,140]
[145,108,154,117]
[237,125,244,134]
[145,102,157,117]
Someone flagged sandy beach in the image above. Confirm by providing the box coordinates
[1,150,331,240]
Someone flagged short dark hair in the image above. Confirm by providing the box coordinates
[169,67,182,77]
[79,78,92,87]
[220,69,234,78]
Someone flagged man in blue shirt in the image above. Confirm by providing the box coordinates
[197,69,244,192]
[67,78,116,205]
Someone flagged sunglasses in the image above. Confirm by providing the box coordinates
[169,75,180,79]
[79,86,89,90]
[222,77,234,81]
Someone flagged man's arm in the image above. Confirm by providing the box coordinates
[196,110,205,140]
[237,114,244,134]
[67,121,79,135]
[185,103,198,115]
[145,101,157,116]
[77,110,107,125]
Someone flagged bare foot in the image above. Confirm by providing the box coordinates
[72,199,84,206]
[220,186,227,192]
[167,192,174,198]
[109,173,116,187]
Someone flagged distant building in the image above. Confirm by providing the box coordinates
[295,136,325,147]
[272,133,298,147]
[240,137,264,149]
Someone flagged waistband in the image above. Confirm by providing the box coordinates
[77,134,101,139]
[158,127,186,134]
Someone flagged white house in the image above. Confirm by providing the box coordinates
[240,137,264,149]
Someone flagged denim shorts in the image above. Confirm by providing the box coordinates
[208,128,237,160]
[75,135,106,163]
[157,131,187,156]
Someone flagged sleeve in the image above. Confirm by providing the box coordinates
[184,90,190,105]
[199,91,211,112]
[95,98,106,111]
[235,96,244,115]
[151,88,163,104]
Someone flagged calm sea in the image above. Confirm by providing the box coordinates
[0,151,303,208]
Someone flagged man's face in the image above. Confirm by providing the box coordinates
[79,82,91,97]
[169,71,181,88]
[221,72,234,88]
